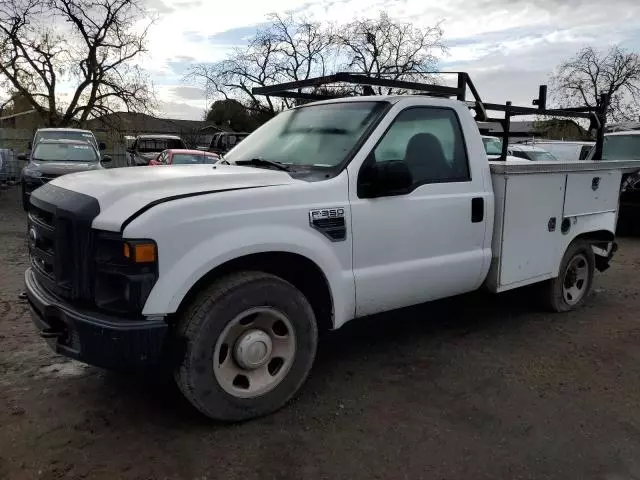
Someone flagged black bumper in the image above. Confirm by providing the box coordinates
[25,268,169,370]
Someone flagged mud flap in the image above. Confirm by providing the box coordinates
[594,242,617,272]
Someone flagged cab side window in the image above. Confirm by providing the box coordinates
[579,145,592,160]
[371,107,470,186]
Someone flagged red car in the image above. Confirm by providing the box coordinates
[149,149,220,166]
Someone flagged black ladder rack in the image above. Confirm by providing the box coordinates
[252,72,609,160]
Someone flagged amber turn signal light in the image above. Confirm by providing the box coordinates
[124,242,157,263]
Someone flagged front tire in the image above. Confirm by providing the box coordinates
[544,240,595,312]
[174,271,318,421]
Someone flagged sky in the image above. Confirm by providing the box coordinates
[143,0,640,120]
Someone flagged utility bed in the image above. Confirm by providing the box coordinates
[487,160,640,292]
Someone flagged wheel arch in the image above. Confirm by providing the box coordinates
[572,229,615,245]
[172,251,335,333]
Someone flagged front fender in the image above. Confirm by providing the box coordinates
[141,224,355,328]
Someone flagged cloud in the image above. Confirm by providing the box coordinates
[208,24,266,45]
[144,0,640,119]
[146,0,174,14]
[171,86,206,100]
[158,100,206,120]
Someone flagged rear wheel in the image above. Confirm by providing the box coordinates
[544,240,595,312]
[174,271,318,421]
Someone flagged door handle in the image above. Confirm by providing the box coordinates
[471,197,484,223]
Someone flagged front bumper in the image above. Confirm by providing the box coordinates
[25,268,168,370]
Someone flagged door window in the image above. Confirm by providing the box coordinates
[371,107,470,186]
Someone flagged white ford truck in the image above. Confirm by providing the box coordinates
[25,73,640,421]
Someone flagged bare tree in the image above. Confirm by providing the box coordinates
[550,46,640,122]
[188,31,282,116]
[188,12,447,120]
[0,0,155,127]
[268,13,336,83]
[188,14,335,116]
[337,13,446,94]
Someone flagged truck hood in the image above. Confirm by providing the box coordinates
[28,160,102,175]
[49,164,298,231]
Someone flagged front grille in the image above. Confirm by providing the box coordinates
[28,183,100,303]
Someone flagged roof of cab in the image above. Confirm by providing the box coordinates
[37,127,93,133]
[36,138,96,145]
[509,144,549,152]
[606,130,640,136]
[137,134,183,139]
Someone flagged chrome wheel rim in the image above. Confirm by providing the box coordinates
[562,254,589,305]
[213,307,296,398]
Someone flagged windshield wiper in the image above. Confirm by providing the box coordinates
[235,157,291,171]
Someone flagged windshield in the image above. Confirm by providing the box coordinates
[138,139,185,153]
[224,101,388,167]
[510,149,557,161]
[603,135,640,160]
[35,131,97,148]
[482,137,503,155]
[172,153,218,165]
[528,151,557,161]
[33,143,98,162]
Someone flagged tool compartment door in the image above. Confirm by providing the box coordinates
[492,173,566,288]
[563,171,621,217]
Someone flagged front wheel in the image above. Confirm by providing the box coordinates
[174,271,318,421]
[544,240,595,312]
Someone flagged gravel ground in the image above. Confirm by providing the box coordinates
[1,186,640,480]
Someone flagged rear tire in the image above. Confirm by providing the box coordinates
[174,271,318,421]
[544,240,595,312]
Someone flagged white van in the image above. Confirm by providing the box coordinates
[521,140,594,161]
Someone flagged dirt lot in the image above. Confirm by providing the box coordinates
[2,186,640,480]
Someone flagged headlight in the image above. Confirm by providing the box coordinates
[93,232,158,315]
[23,169,42,178]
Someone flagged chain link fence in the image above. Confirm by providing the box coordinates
[0,130,29,193]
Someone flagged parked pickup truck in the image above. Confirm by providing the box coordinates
[208,131,249,156]
[24,74,640,421]
[126,134,187,166]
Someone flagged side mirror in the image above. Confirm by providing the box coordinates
[358,160,413,198]
[18,153,28,161]
[98,142,106,151]
[101,155,112,163]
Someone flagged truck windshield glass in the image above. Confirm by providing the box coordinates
[35,131,96,148]
[139,139,184,153]
[482,137,502,155]
[172,153,218,164]
[528,151,557,161]
[603,135,640,160]
[33,143,98,162]
[224,101,388,167]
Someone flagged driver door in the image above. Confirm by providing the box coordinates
[349,104,491,317]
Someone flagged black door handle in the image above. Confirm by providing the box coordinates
[471,197,484,223]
